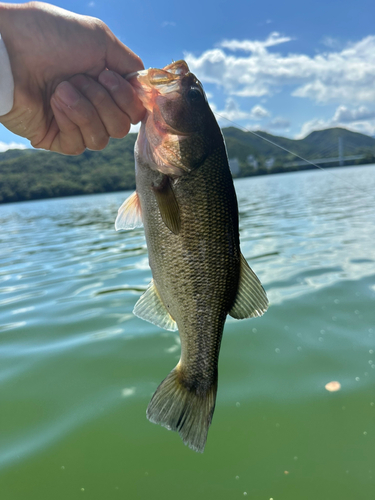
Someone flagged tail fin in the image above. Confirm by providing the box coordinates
[146,367,217,453]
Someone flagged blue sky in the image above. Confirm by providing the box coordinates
[1,0,375,151]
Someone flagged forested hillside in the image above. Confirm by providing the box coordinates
[1,127,374,203]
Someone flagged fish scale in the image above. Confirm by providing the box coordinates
[116,60,268,452]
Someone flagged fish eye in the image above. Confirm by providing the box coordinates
[187,87,203,103]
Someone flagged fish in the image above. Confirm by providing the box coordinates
[115,60,268,453]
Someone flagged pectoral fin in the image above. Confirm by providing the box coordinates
[115,191,143,231]
[152,176,181,235]
[229,253,269,319]
[133,279,178,331]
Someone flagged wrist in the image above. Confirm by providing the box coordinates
[0,3,17,43]
[0,32,14,116]
[0,3,26,61]
[0,3,19,81]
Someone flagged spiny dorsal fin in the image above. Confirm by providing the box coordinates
[152,176,181,235]
[115,191,143,231]
[229,253,269,319]
[133,279,177,331]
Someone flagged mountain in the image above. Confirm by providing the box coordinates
[224,126,375,161]
[0,127,374,204]
[0,148,36,162]
[301,128,375,155]
[224,127,311,162]
[0,135,137,203]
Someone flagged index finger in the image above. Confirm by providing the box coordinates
[98,70,145,124]
[102,24,144,76]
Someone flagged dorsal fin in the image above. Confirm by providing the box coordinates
[229,253,269,319]
[115,191,143,231]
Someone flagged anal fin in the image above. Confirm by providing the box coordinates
[229,253,269,319]
[133,279,177,331]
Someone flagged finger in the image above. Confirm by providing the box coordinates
[53,81,109,151]
[49,97,86,155]
[68,74,132,138]
[102,24,144,76]
[98,70,145,124]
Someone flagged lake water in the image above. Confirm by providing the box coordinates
[0,165,374,500]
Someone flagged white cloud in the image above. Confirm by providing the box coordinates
[243,123,262,131]
[250,105,270,119]
[129,123,141,134]
[212,98,249,123]
[321,36,342,49]
[297,118,337,139]
[221,32,292,53]
[162,21,176,28]
[0,141,28,152]
[332,105,375,123]
[296,105,375,138]
[185,34,375,104]
[210,98,270,124]
[267,117,291,130]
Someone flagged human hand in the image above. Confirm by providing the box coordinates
[0,1,145,154]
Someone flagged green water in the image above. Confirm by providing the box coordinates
[0,166,374,500]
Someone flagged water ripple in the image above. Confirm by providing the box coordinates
[0,167,374,478]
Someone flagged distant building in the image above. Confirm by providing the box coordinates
[228,158,240,175]
[247,155,259,169]
[265,157,275,169]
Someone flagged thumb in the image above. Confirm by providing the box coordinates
[103,26,144,77]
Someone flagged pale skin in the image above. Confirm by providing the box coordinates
[0,1,146,155]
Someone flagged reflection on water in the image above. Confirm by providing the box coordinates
[0,165,374,499]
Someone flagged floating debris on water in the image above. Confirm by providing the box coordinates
[325,381,341,392]
[121,387,136,397]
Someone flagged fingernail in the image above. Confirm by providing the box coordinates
[99,71,120,91]
[51,97,63,112]
[55,81,80,107]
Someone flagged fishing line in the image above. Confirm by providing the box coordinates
[214,113,375,200]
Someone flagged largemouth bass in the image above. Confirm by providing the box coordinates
[116,60,268,453]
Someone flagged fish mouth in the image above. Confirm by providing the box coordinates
[126,60,192,106]
[126,60,190,91]
[127,60,194,137]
